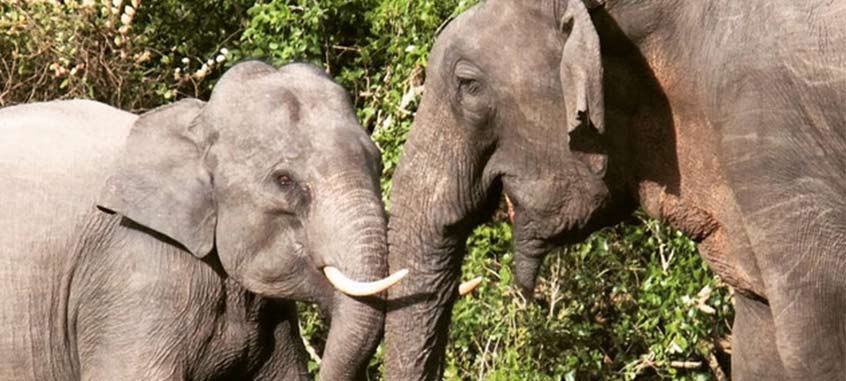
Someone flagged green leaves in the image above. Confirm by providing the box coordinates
[445,214,733,380]
[0,0,251,109]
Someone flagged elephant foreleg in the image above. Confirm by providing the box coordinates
[730,185,846,379]
[250,301,310,380]
[732,294,786,380]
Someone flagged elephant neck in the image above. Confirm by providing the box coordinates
[596,0,709,86]
[593,0,724,216]
[598,0,698,50]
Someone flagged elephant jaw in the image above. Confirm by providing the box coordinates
[503,191,581,299]
[511,235,552,299]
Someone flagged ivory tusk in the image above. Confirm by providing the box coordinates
[458,276,483,296]
[504,194,515,224]
[323,266,408,297]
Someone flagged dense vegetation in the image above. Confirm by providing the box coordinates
[0,1,733,379]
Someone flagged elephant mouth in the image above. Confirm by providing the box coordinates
[448,192,591,297]
[504,189,601,247]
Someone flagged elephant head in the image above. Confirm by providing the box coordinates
[385,1,617,379]
[97,61,405,380]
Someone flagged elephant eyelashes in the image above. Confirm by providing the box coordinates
[452,62,493,125]
[458,77,482,96]
[454,61,485,97]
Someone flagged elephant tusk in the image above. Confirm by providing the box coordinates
[504,194,515,224]
[458,276,483,296]
[323,266,409,297]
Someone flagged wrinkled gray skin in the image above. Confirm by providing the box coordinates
[385,1,846,380]
[0,61,387,380]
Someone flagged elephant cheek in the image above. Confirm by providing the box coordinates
[215,216,320,300]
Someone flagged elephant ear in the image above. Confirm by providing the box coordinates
[558,0,604,135]
[97,98,216,258]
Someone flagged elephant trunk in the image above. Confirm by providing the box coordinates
[313,174,390,380]
[384,124,490,380]
[321,290,384,380]
[385,213,462,380]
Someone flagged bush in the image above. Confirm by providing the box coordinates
[0,0,249,110]
[449,215,732,380]
[1,1,733,380]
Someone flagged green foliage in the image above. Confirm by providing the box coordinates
[2,1,733,380]
[0,0,249,109]
[449,215,732,380]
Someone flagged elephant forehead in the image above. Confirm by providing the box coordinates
[206,62,373,182]
[211,67,350,129]
[310,130,378,177]
[436,1,563,88]
[211,113,309,160]
[211,93,352,156]
[210,114,373,182]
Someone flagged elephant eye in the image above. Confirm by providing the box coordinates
[275,172,295,188]
[267,169,310,213]
[458,77,482,96]
[454,60,485,97]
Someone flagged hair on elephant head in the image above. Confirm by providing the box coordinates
[97,60,405,381]
[385,1,616,379]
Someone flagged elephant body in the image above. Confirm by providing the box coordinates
[0,100,308,380]
[0,61,392,380]
[385,1,846,380]
[0,100,131,379]
[600,1,846,378]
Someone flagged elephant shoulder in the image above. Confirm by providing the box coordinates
[0,99,136,277]
[72,214,278,374]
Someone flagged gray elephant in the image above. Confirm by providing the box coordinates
[384,0,846,380]
[0,60,405,380]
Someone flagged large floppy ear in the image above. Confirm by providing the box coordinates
[97,98,216,258]
[558,0,604,134]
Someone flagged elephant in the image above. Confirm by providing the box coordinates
[0,60,406,380]
[384,0,846,380]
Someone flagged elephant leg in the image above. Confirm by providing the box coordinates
[739,199,846,379]
[747,212,846,380]
[719,103,846,380]
[251,301,310,380]
[76,310,194,380]
[732,294,786,381]
[743,208,846,380]
[768,266,846,380]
